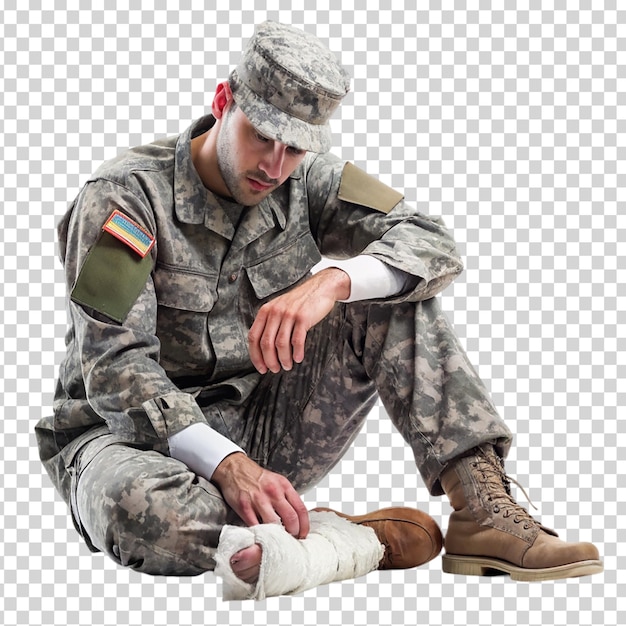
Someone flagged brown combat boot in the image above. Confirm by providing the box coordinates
[313,507,443,570]
[440,445,603,581]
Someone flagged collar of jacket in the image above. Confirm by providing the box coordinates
[172,115,298,242]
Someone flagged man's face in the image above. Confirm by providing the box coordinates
[216,103,307,206]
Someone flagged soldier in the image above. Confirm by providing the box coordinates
[36,21,602,600]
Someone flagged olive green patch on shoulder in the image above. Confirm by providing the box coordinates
[337,161,404,214]
[71,231,153,323]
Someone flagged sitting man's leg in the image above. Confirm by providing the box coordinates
[354,296,602,581]
[74,434,439,598]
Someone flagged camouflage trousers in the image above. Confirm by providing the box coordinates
[72,297,512,575]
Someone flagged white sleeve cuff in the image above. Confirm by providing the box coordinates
[168,422,245,481]
[311,255,410,302]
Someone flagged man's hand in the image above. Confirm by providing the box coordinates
[211,452,310,539]
[248,267,350,374]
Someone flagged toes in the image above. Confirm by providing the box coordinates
[230,543,262,584]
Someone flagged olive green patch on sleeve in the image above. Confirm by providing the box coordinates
[71,231,153,323]
[337,161,404,214]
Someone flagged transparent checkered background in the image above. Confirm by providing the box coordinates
[1,1,624,625]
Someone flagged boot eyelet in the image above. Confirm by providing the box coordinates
[493,505,500,513]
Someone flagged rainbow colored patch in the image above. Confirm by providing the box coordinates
[103,210,155,258]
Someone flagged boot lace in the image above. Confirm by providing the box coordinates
[472,446,539,531]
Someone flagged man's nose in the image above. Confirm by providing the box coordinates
[259,143,286,180]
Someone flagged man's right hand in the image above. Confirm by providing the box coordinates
[211,452,310,539]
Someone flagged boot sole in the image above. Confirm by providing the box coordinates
[442,554,604,581]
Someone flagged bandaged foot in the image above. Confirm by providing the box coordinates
[214,510,384,600]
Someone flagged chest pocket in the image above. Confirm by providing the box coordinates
[245,232,321,300]
[154,266,217,311]
[153,266,218,377]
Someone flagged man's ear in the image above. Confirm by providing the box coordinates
[212,81,234,119]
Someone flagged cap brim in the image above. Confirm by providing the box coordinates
[231,79,332,153]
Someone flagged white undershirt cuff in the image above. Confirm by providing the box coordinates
[311,254,410,302]
[168,422,244,481]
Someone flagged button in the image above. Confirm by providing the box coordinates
[228,272,239,283]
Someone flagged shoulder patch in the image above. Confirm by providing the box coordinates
[337,162,404,214]
[103,209,155,257]
[71,231,153,323]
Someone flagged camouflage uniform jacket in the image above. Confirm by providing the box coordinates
[36,115,464,505]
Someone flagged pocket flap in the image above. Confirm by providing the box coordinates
[154,267,217,312]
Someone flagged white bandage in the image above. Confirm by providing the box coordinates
[214,511,384,600]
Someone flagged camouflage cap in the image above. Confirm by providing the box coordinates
[228,21,351,153]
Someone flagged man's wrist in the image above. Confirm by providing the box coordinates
[316,266,351,301]
[211,451,248,487]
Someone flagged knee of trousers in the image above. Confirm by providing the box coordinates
[75,447,228,576]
